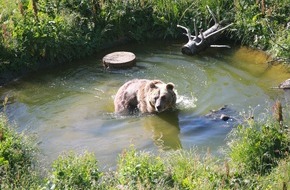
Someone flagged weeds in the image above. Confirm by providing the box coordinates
[167,150,225,190]
[116,146,171,189]
[45,151,101,189]
[0,114,40,189]
[228,115,289,175]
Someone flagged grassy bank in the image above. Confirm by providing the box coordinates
[1,0,290,83]
[1,104,289,189]
[0,114,41,189]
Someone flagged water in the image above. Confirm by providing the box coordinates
[1,41,289,168]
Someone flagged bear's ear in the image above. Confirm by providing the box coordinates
[149,82,157,88]
[149,80,161,88]
[166,83,174,90]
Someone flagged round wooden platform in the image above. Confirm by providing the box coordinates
[102,51,136,69]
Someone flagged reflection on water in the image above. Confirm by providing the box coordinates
[0,41,290,168]
[143,111,181,150]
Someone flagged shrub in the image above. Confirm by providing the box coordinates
[228,118,289,175]
[167,150,232,190]
[116,146,171,189]
[46,151,101,189]
[0,114,40,189]
[259,156,290,189]
[231,0,290,60]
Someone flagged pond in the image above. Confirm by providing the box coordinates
[1,40,290,168]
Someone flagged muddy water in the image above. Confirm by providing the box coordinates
[1,41,289,168]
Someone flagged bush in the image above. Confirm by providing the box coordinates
[116,146,171,189]
[0,114,40,189]
[231,0,290,59]
[46,151,101,189]
[259,156,290,189]
[228,118,289,175]
[167,150,226,190]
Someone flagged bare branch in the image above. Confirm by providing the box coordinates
[178,5,233,55]
[206,5,217,24]
[196,29,204,46]
[205,23,234,39]
[200,29,204,41]
[191,35,196,40]
[210,45,231,48]
[177,24,192,41]
[193,19,198,37]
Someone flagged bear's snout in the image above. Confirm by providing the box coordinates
[155,102,166,112]
[156,105,162,112]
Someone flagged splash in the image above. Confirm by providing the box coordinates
[176,93,197,110]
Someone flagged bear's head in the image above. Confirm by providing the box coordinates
[148,81,177,113]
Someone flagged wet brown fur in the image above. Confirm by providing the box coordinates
[114,79,176,115]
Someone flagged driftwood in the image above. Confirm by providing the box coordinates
[177,6,233,55]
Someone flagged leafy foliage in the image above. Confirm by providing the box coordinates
[0,114,40,189]
[116,146,171,189]
[46,151,101,189]
[231,0,290,56]
[228,118,289,175]
[167,150,227,190]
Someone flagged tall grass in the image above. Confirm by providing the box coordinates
[45,151,101,189]
[231,0,290,61]
[0,114,41,189]
[116,146,171,189]
[228,118,289,175]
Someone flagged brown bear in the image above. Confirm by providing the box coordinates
[114,79,177,115]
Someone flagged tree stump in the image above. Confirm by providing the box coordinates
[102,51,136,69]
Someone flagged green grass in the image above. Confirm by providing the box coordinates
[0,114,41,189]
[45,151,101,189]
[116,146,172,189]
[99,146,290,190]
[228,118,289,175]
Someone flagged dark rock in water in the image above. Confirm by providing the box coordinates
[220,114,230,121]
[278,79,290,89]
[181,105,242,140]
[205,105,242,125]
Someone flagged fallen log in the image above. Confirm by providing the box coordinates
[177,6,233,55]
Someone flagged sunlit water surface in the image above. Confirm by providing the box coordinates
[1,41,290,168]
